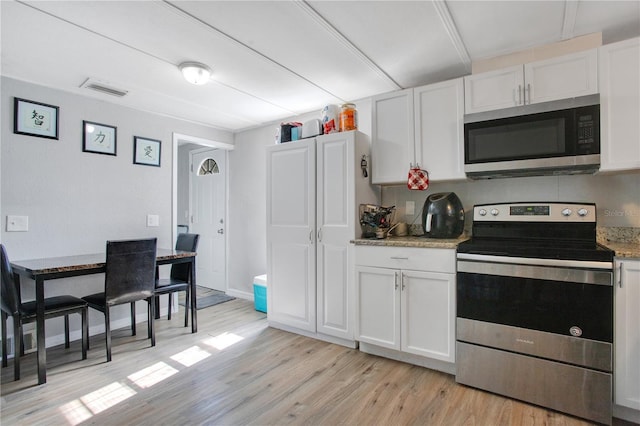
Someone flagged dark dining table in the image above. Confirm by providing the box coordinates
[10,248,197,385]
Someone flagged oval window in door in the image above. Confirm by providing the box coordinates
[198,158,219,175]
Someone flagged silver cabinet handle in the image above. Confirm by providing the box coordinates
[309,229,314,244]
[619,262,623,288]
[401,273,406,291]
[526,83,531,104]
[317,228,322,242]
[390,256,409,260]
[394,271,399,290]
[518,84,522,105]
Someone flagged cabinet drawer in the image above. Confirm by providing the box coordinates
[355,245,455,273]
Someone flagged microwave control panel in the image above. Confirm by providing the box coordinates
[576,106,599,154]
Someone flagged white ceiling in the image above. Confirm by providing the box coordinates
[2,0,639,133]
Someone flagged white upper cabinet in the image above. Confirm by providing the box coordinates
[599,37,640,172]
[371,89,414,184]
[414,78,465,181]
[464,65,524,113]
[371,78,465,184]
[465,49,598,114]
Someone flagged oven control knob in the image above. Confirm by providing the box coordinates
[577,208,588,217]
[478,209,487,216]
[569,326,582,337]
[490,208,499,216]
[562,208,572,217]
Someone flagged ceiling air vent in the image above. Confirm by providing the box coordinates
[80,78,129,97]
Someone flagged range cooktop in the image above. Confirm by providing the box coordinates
[458,202,615,262]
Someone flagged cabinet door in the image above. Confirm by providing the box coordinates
[266,140,316,332]
[614,259,640,410]
[414,78,465,181]
[371,89,414,184]
[464,65,524,114]
[401,270,455,362]
[356,266,400,350]
[599,38,640,172]
[316,133,354,340]
[525,49,598,104]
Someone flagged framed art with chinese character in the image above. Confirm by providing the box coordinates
[83,120,117,156]
[14,97,59,139]
[133,136,161,167]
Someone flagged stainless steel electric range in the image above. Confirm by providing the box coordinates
[455,202,614,425]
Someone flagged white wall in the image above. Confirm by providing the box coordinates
[1,77,233,345]
[227,126,274,299]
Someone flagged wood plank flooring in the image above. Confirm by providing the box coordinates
[0,298,630,425]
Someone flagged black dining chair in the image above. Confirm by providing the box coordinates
[82,238,157,362]
[1,244,88,381]
[152,233,199,326]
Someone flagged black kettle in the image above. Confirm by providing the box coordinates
[422,192,465,238]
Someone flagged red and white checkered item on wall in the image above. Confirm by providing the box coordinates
[407,166,429,190]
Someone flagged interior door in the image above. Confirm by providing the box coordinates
[190,148,226,291]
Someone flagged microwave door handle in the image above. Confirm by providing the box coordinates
[425,212,433,233]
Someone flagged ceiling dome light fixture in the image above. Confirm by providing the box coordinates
[179,62,211,85]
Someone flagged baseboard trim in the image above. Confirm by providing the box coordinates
[267,321,357,349]
[359,342,456,375]
[226,288,253,301]
[613,404,640,423]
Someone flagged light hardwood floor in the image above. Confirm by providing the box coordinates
[0,298,630,425]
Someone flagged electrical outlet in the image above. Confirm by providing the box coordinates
[7,215,28,232]
[406,201,415,216]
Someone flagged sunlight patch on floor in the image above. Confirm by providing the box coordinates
[55,328,247,424]
[59,382,137,425]
[170,345,212,367]
[201,332,244,350]
[128,362,179,388]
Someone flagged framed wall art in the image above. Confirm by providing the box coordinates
[133,136,161,167]
[83,120,117,156]
[14,97,59,139]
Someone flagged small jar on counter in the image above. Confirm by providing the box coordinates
[340,103,357,132]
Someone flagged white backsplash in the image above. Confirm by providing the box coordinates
[381,171,640,231]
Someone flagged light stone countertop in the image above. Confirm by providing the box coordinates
[352,235,469,249]
[597,227,640,259]
[598,241,640,259]
[352,227,639,257]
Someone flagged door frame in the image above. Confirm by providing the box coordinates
[172,133,234,290]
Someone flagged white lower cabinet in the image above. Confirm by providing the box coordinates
[355,246,456,369]
[614,258,640,416]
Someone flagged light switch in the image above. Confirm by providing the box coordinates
[7,215,29,232]
[147,214,160,227]
[405,201,415,216]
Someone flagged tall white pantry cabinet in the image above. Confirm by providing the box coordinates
[266,131,378,346]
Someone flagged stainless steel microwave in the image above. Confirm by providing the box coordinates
[464,95,600,179]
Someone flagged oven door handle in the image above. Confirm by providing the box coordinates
[456,253,613,270]
[457,259,612,286]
